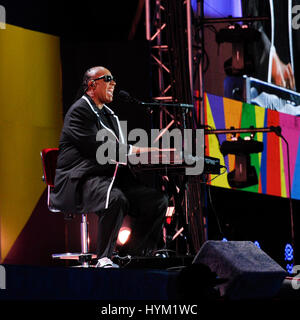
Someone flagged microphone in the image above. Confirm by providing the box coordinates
[270,125,282,137]
[118,90,142,105]
[118,90,194,108]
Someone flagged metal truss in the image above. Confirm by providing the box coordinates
[145,0,205,129]
[145,0,207,255]
[145,0,172,103]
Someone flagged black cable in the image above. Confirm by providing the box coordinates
[207,183,224,239]
[202,125,227,239]
[205,24,218,34]
[278,133,295,261]
[205,165,227,184]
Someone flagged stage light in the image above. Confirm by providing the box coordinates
[216,24,260,75]
[117,227,131,245]
[286,264,294,274]
[285,243,294,261]
[284,243,294,274]
[166,217,172,225]
[220,137,264,188]
[165,206,175,225]
[253,241,261,248]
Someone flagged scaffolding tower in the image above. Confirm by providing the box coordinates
[145,0,207,254]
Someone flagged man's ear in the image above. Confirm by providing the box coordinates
[88,80,96,89]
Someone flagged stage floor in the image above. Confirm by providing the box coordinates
[0,256,196,300]
[0,256,299,318]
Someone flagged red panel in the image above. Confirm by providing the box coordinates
[266,111,281,196]
[204,94,210,155]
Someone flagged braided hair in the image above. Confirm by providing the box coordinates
[74,68,93,102]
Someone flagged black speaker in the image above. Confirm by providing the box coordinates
[193,241,287,300]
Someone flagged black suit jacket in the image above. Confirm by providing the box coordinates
[50,94,131,213]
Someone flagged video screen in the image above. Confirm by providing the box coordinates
[201,1,300,200]
[202,0,300,116]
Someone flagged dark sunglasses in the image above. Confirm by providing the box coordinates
[92,75,116,83]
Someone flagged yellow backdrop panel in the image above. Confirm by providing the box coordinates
[0,24,62,261]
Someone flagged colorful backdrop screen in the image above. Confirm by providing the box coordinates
[204,92,300,200]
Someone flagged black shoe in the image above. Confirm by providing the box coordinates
[112,254,132,267]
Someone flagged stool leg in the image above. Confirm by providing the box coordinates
[52,213,96,267]
[81,214,89,253]
[81,214,89,267]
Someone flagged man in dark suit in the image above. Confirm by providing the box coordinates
[51,66,168,268]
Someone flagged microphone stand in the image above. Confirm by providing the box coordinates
[205,125,295,261]
[140,101,194,109]
[204,126,279,135]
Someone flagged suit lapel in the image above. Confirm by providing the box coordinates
[107,112,121,142]
[82,95,120,142]
[104,105,125,143]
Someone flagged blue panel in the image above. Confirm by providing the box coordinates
[198,0,242,18]
[292,138,300,199]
